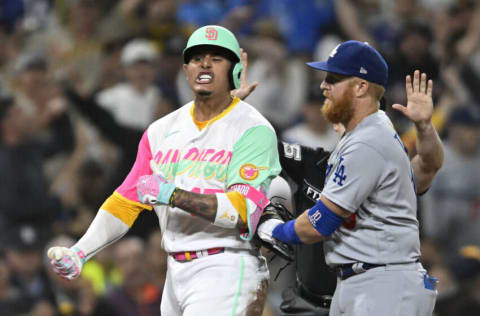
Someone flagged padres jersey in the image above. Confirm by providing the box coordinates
[323,111,420,266]
[114,97,281,253]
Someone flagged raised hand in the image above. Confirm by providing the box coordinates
[136,160,176,205]
[392,70,434,126]
[231,48,258,101]
[47,246,86,280]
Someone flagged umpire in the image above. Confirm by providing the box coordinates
[277,140,334,315]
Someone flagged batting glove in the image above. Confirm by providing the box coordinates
[137,160,176,205]
[47,246,86,280]
[255,202,295,261]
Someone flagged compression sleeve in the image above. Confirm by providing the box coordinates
[72,129,155,262]
[73,209,129,261]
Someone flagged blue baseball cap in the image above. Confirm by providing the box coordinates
[307,40,388,87]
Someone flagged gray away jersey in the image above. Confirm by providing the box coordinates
[322,111,420,266]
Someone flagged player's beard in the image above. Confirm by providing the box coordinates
[197,90,213,97]
[322,87,354,125]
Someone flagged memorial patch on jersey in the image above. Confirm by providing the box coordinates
[239,163,267,181]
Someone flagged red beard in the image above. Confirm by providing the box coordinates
[322,87,354,125]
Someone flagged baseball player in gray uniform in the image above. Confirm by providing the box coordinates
[261,41,444,316]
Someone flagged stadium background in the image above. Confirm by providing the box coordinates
[0,0,479,315]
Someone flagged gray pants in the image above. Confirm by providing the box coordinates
[329,263,437,316]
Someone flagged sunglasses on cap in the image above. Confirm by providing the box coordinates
[324,73,352,85]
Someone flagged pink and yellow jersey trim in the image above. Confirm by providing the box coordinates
[225,183,270,237]
[117,130,154,202]
[229,183,269,210]
[190,97,240,131]
[104,129,155,227]
[101,191,152,227]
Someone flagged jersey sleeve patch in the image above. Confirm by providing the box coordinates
[228,125,281,188]
[238,163,263,181]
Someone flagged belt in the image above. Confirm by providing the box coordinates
[336,263,385,280]
[297,281,332,309]
[170,247,224,262]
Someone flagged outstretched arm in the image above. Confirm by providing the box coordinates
[48,130,154,280]
[47,205,133,280]
[294,195,350,244]
[393,70,444,194]
[260,195,351,245]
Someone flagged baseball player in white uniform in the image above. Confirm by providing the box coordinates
[47,25,281,316]
[260,41,444,315]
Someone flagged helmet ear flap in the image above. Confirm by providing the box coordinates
[232,62,243,89]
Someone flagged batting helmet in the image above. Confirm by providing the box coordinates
[183,25,243,89]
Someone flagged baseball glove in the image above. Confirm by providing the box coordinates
[254,202,295,262]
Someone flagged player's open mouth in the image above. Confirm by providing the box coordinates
[196,72,213,84]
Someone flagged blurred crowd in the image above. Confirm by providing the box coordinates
[0,0,479,315]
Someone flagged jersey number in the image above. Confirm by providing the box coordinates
[283,143,302,161]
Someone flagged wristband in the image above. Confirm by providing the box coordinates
[308,200,343,237]
[272,220,302,244]
[169,188,179,207]
[213,193,239,228]
[71,246,87,265]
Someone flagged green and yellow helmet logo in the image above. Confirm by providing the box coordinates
[183,25,243,89]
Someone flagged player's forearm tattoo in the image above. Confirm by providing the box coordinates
[172,190,215,220]
[172,190,247,230]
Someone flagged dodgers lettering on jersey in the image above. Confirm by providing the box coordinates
[322,111,420,266]
[117,97,281,253]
